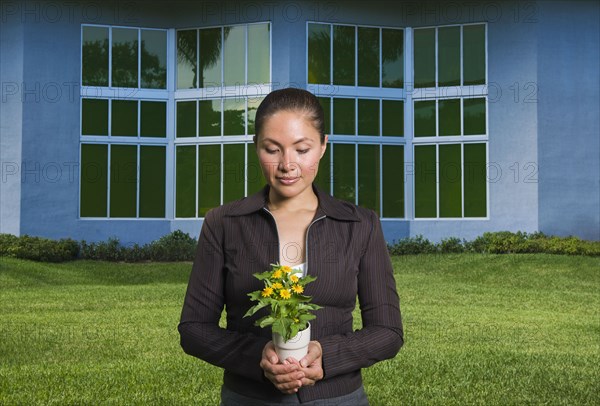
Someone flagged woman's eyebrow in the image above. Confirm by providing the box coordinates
[261,137,314,145]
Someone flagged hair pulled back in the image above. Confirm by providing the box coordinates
[254,88,326,143]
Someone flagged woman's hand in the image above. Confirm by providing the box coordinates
[260,341,324,394]
[260,341,305,394]
[295,340,324,387]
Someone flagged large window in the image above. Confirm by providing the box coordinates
[174,22,271,218]
[412,23,488,219]
[307,22,487,220]
[80,25,168,218]
[308,22,406,218]
[80,22,271,219]
[80,21,485,221]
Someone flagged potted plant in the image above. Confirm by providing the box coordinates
[244,263,322,362]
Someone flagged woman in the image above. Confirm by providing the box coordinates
[178,88,403,405]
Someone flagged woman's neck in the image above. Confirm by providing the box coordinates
[267,186,318,212]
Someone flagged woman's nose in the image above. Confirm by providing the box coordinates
[278,152,297,172]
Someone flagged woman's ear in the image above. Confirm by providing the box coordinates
[320,135,328,159]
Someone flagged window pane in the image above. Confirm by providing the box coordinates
[139,146,165,217]
[463,24,486,85]
[200,28,222,88]
[177,30,197,89]
[439,99,461,136]
[82,26,108,87]
[382,29,403,88]
[333,98,355,135]
[382,100,403,136]
[80,144,107,217]
[112,28,138,88]
[223,98,245,136]
[247,144,265,195]
[358,99,379,136]
[110,145,137,217]
[308,23,331,84]
[248,96,263,135]
[141,30,167,89]
[464,143,487,217]
[223,144,245,204]
[176,146,196,217]
[111,100,138,137]
[439,144,461,217]
[382,145,404,217]
[198,144,221,216]
[333,144,355,203]
[199,99,221,136]
[414,28,435,88]
[414,100,436,137]
[358,144,380,215]
[224,26,245,87]
[177,101,196,138]
[438,26,460,87]
[358,27,379,87]
[248,23,270,84]
[464,97,486,135]
[140,101,166,137]
[414,145,436,217]
[313,147,331,192]
[82,99,108,136]
[333,25,355,86]
[318,97,331,136]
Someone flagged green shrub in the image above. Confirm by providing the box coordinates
[146,230,197,261]
[388,235,438,255]
[439,237,465,253]
[0,234,79,262]
[2,230,598,263]
[78,231,197,262]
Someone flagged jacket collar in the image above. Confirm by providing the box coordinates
[225,184,360,222]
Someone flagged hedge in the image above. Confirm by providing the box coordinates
[1,230,598,263]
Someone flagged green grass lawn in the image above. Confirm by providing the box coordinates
[1,254,598,405]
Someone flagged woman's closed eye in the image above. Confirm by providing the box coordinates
[297,149,309,154]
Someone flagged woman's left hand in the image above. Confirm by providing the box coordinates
[290,340,323,387]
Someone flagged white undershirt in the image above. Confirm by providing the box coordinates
[292,262,306,278]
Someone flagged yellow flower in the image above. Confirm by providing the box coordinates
[279,289,291,299]
[272,269,283,279]
[271,282,283,290]
[291,285,304,294]
[294,318,300,323]
[281,265,293,274]
[290,275,299,283]
[261,287,273,297]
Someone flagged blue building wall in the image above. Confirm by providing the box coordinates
[536,0,600,240]
[1,0,598,244]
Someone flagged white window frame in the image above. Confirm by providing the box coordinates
[306,21,406,220]
[79,24,171,220]
[173,22,272,219]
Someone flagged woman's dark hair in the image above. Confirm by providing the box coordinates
[254,88,326,143]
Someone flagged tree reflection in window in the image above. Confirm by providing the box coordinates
[177,27,231,89]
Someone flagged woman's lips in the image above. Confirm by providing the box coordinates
[277,177,299,185]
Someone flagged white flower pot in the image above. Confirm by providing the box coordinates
[272,323,311,363]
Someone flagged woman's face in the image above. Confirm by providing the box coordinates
[256,110,327,201]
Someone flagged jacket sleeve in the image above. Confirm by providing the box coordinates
[318,210,404,379]
[178,208,270,382]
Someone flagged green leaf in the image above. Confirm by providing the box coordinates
[243,301,268,318]
[258,316,275,328]
[253,270,274,281]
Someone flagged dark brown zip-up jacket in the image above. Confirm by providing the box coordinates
[178,184,403,403]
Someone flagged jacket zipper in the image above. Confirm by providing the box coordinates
[262,207,326,276]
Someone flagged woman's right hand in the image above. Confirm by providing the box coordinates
[260,341,305,394]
